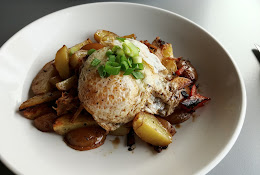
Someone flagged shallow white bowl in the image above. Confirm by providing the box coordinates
[0,2,246,175]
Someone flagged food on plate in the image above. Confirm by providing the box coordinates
[19,29,210,152]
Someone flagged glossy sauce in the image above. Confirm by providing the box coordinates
[65,126,107,151]
[111,137,120,149]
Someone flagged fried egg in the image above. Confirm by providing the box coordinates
[78,40,182,131]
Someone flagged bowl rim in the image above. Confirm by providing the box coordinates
[0,2,247,175]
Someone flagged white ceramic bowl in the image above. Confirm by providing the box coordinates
[0,2,246,175]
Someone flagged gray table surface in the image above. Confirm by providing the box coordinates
[1,0,259,174]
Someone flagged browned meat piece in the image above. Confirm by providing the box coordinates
[176,59,198,82]
[55,91,80,116]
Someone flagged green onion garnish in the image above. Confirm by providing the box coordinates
[88,49,96,55]
[115,55,121,63]
[123,68,135,75]
[133,63,144,70]
[127,57,133,67]
[116,48,125,56]
[91,58,101,67]
[106,50,113,57]
[98,65,109,78]
[120,55,127,63]
[133,56,142,64]
[121,61,129,71]
[122,40,139,57]
[69,47,78,56]
[105,61,121,75]
[132,71,144,79]
[108,55,116,62]
[116,37,126,42]
[112,45,121,53]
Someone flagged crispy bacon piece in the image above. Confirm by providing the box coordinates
[176,59,198,82]
[181,85,210,112]
[140,40,158,54]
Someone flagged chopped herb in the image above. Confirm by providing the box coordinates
[116,37,126,42]
[132,71,144,79]
[91,58,101,66]
[88,49,96,55]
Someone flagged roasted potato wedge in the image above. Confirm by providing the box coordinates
[56,75,77,91]
[69,50,88,69]
[157,117,176,136]
[109,125,131,136]
[133,112,172,146]
[94,29,119,46]
[49,76,62,86]
[19,91,62,110]
[161,57,177,74]
[152,37,174,60]
[165,109,192,125]
[53,113,97,135]
[68,38,92,55]
[21,103,54,120]
[34,112,57,132]
[162,43,174,58]
[31,61,58,95]
[55,45,70,79]
[122,34,136,39]
[81,43,104,51]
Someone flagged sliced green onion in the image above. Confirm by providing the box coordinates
[133,63,144,70]
[133,56,142,64]
[127,57,133,67]
[108,55,116,62]
[105,61,121,75]
[116,48,125,56]
[106,50,113,56]
[132,71,144,79]
[122,40,139,57]
[121,61,129,71]
[69,47,78,56]
[98,65,109,78]
[112,45,121,53]
[120,55,127,63]
[123,68,135,75]
[116,37,126,42]
[88,49,96,55]
[115,55,121,63]
[91,58,101,67]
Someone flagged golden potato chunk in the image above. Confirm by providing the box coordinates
[94,29,119,46]
[81,43,104,50]
[68,38,92,55]
[69,50,88,69]
[133,112,172,146]
[33,112,57,132]
[122,34,136,39]
[55,45,70,79]
[49,76,62,86]
[152,37,174,60]
[53,113,97,135]
[19,91,62,110]
[161,57,177,74]
[56,75,77,91]
[157,117,176,136]
[21,103,54,120]
[162,43,174,58]
[31,61,58,95]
